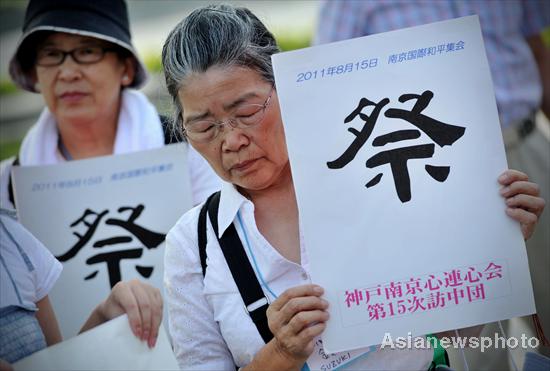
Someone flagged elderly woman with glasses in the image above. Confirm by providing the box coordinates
[162,4,545,370]
[0,0,220,211]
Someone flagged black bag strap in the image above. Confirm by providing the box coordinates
[197,191,274,343]
[198,192,217,276]
[7,156,19,208]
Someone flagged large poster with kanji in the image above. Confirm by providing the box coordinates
[272,16,535,352]
[12,144,192,338]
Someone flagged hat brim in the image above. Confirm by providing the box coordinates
[9,26,148,92]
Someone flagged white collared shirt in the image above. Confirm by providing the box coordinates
[164,182,432,370]
[1,210,62,311]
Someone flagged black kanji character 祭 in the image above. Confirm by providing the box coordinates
[327,90,466,202]
[104,205,165,248]
[57,204,165,287]
[327,97,389,169]
[57,208,109,261]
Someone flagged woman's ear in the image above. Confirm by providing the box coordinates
[121,58,136,87]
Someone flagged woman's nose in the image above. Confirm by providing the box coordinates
[57,55,82,80]
[221,125,250,152]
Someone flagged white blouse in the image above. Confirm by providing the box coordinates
[0,210,62,311]
[164,181,432,370]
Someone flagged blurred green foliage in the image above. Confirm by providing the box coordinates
[0,140,21,161]
[0,0,26,9]
[277,34,311,51]
[0,80,18,95]
[542,27,550,46]
[142,33,312,74]
[143,53,163,73]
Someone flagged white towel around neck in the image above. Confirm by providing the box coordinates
[18,89,164,166]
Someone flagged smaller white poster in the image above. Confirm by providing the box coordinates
[13,315,179,371]
[12,144,192,338]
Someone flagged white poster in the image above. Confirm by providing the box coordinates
[12,144,192,338]
[272,16,535,353]
[13,315,179,370]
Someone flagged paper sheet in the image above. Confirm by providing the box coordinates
[13,315,178,370]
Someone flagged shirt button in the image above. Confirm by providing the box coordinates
[301,272,308,280]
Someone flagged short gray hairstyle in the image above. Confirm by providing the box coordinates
[161,4,280,136]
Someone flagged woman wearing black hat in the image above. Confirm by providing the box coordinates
[0,0,220,210]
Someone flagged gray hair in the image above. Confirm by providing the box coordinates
[161,4,280,136]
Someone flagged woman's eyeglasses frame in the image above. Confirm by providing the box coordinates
[183,86,276,143]
[35,46,117,67]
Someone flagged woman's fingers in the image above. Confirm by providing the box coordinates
[129,281,153,343]
[499,170,546,240]
[506,194,546,218]
[128,280,163,348]
[297,322,327,345]
[506,207,538,240]
[147,287,163,348]
[267,285,325,334]
[273,312,329,359]
[500,180,540,198]
[109,281,142,339]
[498,169,529,186]
[292,322,327,356]
[279,296,329,325]
[286,309,330,335]
[267,284,329,360]
[506,206,538,225]
[269,285,324,312]
[106,280,162,348]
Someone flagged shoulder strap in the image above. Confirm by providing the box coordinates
[159,114,185,144]
[198,192,218,276]
[8,156,19,209]
[197,191,273,343]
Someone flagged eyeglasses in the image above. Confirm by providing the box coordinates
[183,87,275,143]
[36,46,116,67]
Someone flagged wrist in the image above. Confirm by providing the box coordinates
[94,300,109,323]
[244,338,306,371]
[272,338,307,370]
[79,299,110,334]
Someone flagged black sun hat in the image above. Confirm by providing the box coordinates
[9,0,148,92]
